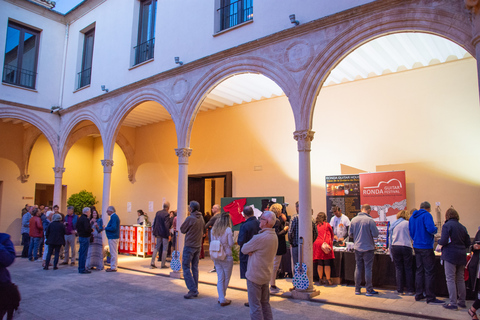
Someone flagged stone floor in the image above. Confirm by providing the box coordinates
[7,251,472,320]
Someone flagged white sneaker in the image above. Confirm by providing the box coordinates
[270,286,280,293]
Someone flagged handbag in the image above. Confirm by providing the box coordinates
[321,241,331,254]
[209,238,226,260]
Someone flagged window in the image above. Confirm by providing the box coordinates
[77,28,95,89]
[219,0,253,31]
[2,22,40,89]
[134,0,156,65]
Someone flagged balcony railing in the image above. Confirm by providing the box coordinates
[134,38,155,66]
[219,0,253,31]
[77,68,92,89]
[2,64,37,89]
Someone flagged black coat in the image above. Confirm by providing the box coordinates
[46,221,66,246]
[438,219,470,265]
[152,210,172,238]
[238,216,260,279]
[273,217,288,256]
[467,229,480,291]
[76,214,92,238]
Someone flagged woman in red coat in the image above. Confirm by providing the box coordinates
[313,212,334,285]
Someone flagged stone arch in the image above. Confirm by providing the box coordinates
[102,87,177,159]
[0,107,58,181]
[178,56,300,148]
[300,2,473,130]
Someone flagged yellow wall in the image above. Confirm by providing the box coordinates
[2,57,480,243]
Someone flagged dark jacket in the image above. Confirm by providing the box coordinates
[467,229,480,291]
[152,209,172,238]
[273,217,288,256]
[45,221,66,246]
[438,219,470,265]
[238,216,260,279]
[76,214,92,238]
[180,211,205,248]
[0,233,15,283]
[408,209,437,249]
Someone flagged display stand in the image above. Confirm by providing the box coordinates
[119,225,155,257]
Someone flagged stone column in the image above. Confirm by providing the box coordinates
[466,0,480,96]
[52,167,65,209]
[101,159,114,222]
[292,130,319,299]
[175,148,192,259]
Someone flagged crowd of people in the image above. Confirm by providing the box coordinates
[13,200,480,320]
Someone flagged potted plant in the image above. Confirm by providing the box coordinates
[104,246,111,264]
[67,190,98,215]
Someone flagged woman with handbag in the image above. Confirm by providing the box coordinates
[86,208,104,271]
[210,212,234,306]
[313,212,334,285]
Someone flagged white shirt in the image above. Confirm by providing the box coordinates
[330,214,350,239]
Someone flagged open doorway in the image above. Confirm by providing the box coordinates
[188,172,232,214]
[35,183,54,207]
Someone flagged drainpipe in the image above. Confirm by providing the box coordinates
[58,22,69,108]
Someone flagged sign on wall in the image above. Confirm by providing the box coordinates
[325,175,361,221]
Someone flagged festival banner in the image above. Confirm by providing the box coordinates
[325,175,360,221]
[359,171,407,221]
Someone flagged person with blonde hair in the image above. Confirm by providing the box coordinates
[389,210,414,295]
[211,212,234,306]
[269,203,288,293]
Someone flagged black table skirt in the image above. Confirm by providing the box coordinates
[313,250,449,297]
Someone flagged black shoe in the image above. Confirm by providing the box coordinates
[244,302,249,307]
[53,266,58,270]
[415,294,426,301]
[79,270,92,274]
[427,298,444,305]
[150,264,157,269]
[43,267,48,270]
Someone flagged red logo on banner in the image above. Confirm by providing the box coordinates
[360,171,406,220]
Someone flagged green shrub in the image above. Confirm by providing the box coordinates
[67,190,98,215]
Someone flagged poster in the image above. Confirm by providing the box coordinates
[359,171,406,221]
[325,175,360,221]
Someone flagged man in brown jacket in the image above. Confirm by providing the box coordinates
[241,211,278,320]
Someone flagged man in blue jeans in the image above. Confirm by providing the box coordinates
[349,204,379,296]
[180,201,206,299]
[76,207,92,274]
[409,201,444,304]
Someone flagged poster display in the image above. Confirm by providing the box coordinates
[325,175,360,221]
[359,171,407,222]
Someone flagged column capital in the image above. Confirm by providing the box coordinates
[52,167,65,178]
[101,159,114,173]
[175,148,192,164]
[293,130,315,152]
[466,0,480,14]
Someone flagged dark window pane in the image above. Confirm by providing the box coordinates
[135,0,156,65]
[219,0,253,31]
[78,29,95,89]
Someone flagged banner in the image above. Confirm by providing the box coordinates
[359,171,407,221]
[325,175,360,221]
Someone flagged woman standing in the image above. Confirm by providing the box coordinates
[269,203,288,293]
[44,214,65,270]
[389,210,414,295]
[468,227,480,319]
[313,212,334,285]
[438,208,470,310]
[86,208,104,270]
[136,210,148,225]
[211,212,234,306]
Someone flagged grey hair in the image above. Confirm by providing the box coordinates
[107,206,116,212]
[52,214,62,222]
[262,211,276,227]
[82,207,91,215]
[67,206,74,210]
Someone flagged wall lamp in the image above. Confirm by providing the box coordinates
[174,57,183,66]
[50,106,63,114]
[101,85,109,93]
[289,14,299,26]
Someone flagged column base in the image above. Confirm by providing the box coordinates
[291,288,320,300]
[170,271,183,279]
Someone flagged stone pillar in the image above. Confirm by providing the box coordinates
[466,0,480,96]
[175,148,192,259]
[101,159,114,223]
[292,130,319,299]
[52,166,65,209]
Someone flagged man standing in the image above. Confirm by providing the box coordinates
[21,206,32,258]
[349,204,379,296]
[61,206,77,266]
[238,206,260,307]
[289,202,318,269]
[151,201,172,269]
[105,206,120,272]
[76,207,92,274]
[180,201,206,299]
[409,201,444,304]
[241,211,278,320]
[330,206,351,244]
[205,204,221,273]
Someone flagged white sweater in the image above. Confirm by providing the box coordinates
[241,228,278,285]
